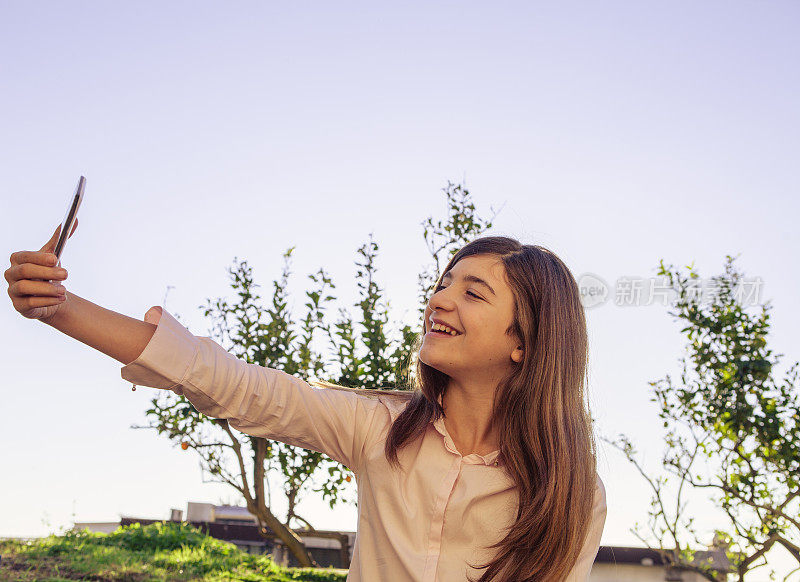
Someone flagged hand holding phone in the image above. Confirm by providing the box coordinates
[4,177,83,322]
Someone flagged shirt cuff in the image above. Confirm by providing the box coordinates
[120,306,198,391]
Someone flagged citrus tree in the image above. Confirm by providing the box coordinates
[133,181,499,566]
[606,255,800,581]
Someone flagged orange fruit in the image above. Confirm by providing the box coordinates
[181,442,189,450]
[345,475,352,482]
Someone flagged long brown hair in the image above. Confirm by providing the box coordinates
[384,235,597,581]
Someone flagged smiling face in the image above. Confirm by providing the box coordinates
[420,254,523,388]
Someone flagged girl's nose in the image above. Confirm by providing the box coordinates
[428,293,456,313]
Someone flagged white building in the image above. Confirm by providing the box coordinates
[590,545,730,581]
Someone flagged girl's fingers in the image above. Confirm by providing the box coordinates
[8,250,59,268]
[16,294,66,311]
[4,262,67,283]
[6,224,73,320]
[9,279,66,298]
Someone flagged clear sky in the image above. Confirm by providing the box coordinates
[1,1,798,578]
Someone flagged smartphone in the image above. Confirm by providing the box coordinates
[54,176,85,264]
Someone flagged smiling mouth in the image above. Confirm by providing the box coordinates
[426,329,462,337]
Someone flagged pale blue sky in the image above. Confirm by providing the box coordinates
[1,1,798,577]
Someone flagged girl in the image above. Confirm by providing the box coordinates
[6,224,606,581]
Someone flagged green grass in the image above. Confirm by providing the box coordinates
[0,521,347,581]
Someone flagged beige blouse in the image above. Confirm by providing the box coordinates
[121,306,607,581]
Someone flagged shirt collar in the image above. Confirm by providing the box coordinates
[432,393,502,467]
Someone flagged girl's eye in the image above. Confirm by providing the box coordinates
[433,285,482,300]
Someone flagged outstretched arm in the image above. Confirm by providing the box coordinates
[121,306,394,473]
[45,290,157,365]
[8,223,395,474]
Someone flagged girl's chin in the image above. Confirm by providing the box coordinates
[418,354,457,376]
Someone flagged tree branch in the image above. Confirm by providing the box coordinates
[217,419,253,505]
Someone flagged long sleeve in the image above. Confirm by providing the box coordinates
[120,306,391,474]
[565,474,608,581]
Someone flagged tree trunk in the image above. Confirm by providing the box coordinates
[250,504,316,567]
[251,437,317,567]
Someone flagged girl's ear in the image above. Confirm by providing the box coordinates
[511,346,524,363]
